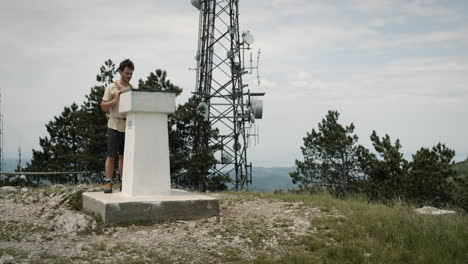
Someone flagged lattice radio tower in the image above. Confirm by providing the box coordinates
[191,0,264,191]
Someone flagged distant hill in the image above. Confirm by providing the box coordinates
[1,158,29,172]
[250,160,468,192]
[453,160,468,178]
[249,167,297,192]
[4,159,466,189]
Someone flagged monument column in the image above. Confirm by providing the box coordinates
[82,89,219,225]
[119,90,175,196]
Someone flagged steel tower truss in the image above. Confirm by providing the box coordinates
[193,0,258,190]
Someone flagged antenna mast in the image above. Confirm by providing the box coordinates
[0,93,3,172]
[191,0,264,191]
[17,147,21,171]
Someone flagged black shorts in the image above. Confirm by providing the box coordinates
[107,128,125,158]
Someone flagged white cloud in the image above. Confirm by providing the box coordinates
[257,24,376,57]
[350,0,462,20]
[369,16,407,28]
[1,0,467,166]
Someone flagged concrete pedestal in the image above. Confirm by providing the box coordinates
[82,90,219,224]
[83,190,219,225]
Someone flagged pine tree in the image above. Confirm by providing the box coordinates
[290,110,362,194]
[79,59,116,179]
[23,60,116,183]
[137,70,223,191]
[170,96,223,191]
[452,175,468,212]
[405,143,456,206]
[358,131,408,200]
[24,103,85,184]
[138,69,183,95]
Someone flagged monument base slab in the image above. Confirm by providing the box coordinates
[82,190,219,225]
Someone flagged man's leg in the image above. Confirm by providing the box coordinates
[105,157,116,180]
[117,130,125,192]
[104,157,116,193]
[105,128,118,193]
[118,155,124,180]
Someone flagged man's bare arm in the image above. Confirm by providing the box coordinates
[101,100,114,112]
[101,92,120,112]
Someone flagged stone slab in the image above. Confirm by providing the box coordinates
[82,189,220,225]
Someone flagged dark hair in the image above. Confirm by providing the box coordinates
[119,59,134,72]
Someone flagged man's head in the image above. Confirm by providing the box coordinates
[118,59,134,83]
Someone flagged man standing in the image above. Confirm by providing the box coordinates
[101,59,135,193]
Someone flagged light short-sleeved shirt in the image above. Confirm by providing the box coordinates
[102,82,134,132]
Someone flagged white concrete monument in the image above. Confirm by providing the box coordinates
[83,90,219,224]
[119,90,174,196]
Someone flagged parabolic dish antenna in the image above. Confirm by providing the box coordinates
[199,102,209,120]
[242,31,254,45]
[191,0,201,10]
[251,99,263,119]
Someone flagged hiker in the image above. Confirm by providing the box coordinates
[100,59,135,193]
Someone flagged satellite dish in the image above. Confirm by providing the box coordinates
[251,99,263,119]
[199,102,209,120]
[242,31,254,45]
[233,142,242,151]
[191,0,201,10]
[221,152,233,164]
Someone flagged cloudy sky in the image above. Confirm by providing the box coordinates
[2,0,467,167]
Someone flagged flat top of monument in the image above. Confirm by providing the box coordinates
[121,89,177,94]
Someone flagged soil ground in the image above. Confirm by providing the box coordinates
[0,185,331,264]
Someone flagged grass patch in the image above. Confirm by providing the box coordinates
[238,191,468,264]
[249,252,316,264]
[68,190,84,211]
[0,247,29,259]
[220,246,243,262]
[0,220,48,242]
[28,252,75,264]
[78,242,172,264]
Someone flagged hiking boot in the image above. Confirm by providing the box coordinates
[103,180,114,193]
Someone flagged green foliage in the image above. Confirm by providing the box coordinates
[138,69,182,95]
[68,190,84,211]
[358,131,408,200]
[170,96,225,191]
[290,110,363,194]
[22,60,116,183]
[78,60,117,178]
[453,160,468,177]
[95,59,116,85]
[292,110,465,211]
[451,175,468,212]
[451,161,468,211]
[22,103,89,184]
[361,136,458,208]
[404,143,456,206]
[137,69,223,191]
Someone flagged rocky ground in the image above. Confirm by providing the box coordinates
[0,185,336,264]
